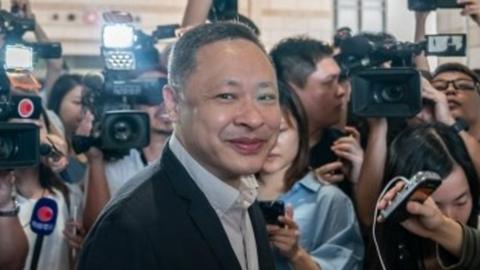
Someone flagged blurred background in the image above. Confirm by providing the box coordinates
[4,0,479,74]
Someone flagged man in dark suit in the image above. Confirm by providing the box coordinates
[78,22,281,270]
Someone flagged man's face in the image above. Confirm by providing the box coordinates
[292,58,345,135]
[432,71,480,126]
[167,39,281,182]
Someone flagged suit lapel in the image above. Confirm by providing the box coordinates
[249,203,276,270]
[161,146,242,270]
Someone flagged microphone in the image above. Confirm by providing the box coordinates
[30,197,58,236]
[83,72,104,91]
[30,197,59,270]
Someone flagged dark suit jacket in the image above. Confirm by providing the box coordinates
[78,145,276,270]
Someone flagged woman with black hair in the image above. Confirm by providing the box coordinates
[47,74,88,184]
[373,123,479,270]
[257,82,364,270]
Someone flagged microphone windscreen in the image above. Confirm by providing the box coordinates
[83,72,104,91]
[340,36,374,58]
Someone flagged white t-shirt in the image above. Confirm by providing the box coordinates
[17,190,70,270]
[104,149,146,196]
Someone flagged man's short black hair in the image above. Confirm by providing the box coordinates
[168,21,266,92]
[433,62,480,84]
[269,36,333,89]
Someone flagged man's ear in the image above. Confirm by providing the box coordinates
[163,84,180,122]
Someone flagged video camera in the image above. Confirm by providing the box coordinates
[0,82,42,169]
[0,9,62,59]
[0,53,43,169]
[73,11,177,159]
[336,33,467,118]
[408,0,464,11]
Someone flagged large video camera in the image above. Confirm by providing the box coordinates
[0,9,61,59]
[408,0,464,11]
[73,11,177,159]
[336,33,467,118]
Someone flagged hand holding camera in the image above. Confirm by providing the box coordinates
[74,110,103,160]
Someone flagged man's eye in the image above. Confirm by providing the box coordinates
[258,94,277,102]
[216,93,235,100]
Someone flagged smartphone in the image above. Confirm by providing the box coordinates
[378,171,442,223]
[258,200,285,226]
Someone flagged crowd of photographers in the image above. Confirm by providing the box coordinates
[1,0,480,269]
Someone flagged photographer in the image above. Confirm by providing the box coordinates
[81,66,173,230]
[378,181,480,270]
[0,101,81,270]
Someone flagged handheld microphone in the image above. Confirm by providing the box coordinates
[30,197,58,236]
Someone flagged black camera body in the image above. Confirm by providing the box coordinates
[75,72,150,159]
[0,9,62,169]
[0,71,41,169]
[351,68,422,118]
[0,10,62,59]
[337,34,467,118]
[408,0,464,11]
[72,11,178,159]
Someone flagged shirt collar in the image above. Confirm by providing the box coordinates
[169,135,257,216]
[296,172,323,192]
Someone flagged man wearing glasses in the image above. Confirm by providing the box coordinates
[419,62,480,178]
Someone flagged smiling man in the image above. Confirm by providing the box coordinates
[78,22,280,270]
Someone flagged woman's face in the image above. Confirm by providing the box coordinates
[432,165,473,224]
[59,85,83,134]
[261,111,299,174]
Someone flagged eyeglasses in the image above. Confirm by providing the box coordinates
[431,79,478,92]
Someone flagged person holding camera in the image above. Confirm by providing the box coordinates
[0,103,82,270]
[377,181,480,270]
[257,82,364,270]
[369,123,479,270]
[79,51,174,231]
[78,22,279,270]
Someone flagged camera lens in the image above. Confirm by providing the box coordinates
[382,85,405,102]
[112,120,133,142]
[0,136,18,159]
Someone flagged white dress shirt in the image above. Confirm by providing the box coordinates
[169,135,259,270]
